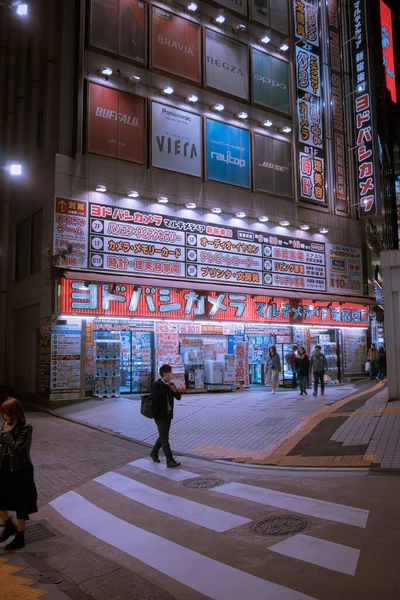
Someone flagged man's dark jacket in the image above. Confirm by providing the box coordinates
[151,379,181,420]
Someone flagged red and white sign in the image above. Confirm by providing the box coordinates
[380,1,397,104]
[54,197,88,268]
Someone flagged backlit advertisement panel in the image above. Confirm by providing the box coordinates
[326,244,363,296]
[151,102,202,177]
[151,8,201,83]
[250,0,289,35]
[251,49,290,114]
[87,83,145,164]
[253,133,293,197]
[205,29,249,100]
[90,0,146,63]
[206,119,250,188]
[380,0,397,103]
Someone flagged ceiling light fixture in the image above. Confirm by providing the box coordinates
[319,227,329,234]
[186,94,199,103]
[236,211,246,218]
[280,43,289,51]
[215,14,226,24]
[299,224,310,230]
[131,74,141,81]
[158,196,168,204]
[162,85,174,95]
[101,67,113,76]
[96,185,107,193]
[262,119,273,127]
[258,216,269,222]
[186,202,197,209]
[187,1,197,11]
[279,220,290,227]
[212,103,224,112]
[128,190,139,198]
[235,24,246,32]
[280,126,292,133]
[211,207,222,214]
[8,163,23,176]
[260,35,271,44]
[236,111,248,119]
[16,3,28,16]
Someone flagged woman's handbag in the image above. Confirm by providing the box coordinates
[365,361,371,373]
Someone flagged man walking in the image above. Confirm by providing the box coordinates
[286,345,298,389]
[150,364,181,468]
[310,345,328,396]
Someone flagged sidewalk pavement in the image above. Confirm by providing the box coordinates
[51,380,397,470]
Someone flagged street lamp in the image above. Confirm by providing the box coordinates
[16,3,28,15]
[7,163,22,176]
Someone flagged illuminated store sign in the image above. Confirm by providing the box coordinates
[206,119,250,189]
[380,0,397,104]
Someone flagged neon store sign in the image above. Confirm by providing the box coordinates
[380,0,397,104]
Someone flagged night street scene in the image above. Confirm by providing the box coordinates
[1,0,400,598]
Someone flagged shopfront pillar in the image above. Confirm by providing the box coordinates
[381,251,400,401]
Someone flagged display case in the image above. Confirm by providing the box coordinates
[94,336,121,398]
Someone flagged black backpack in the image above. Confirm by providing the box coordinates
[140,394,156,419]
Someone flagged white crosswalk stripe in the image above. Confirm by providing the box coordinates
[128,458,199,481]
[94,471,251,532]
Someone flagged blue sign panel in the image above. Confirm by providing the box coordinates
[206,119,251,189]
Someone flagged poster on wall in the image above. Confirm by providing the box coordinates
[36,318,51,393]
[87,83,146,164]
[54,197,89,269]
[205,29,249,100]
[326,244,363,296]
[251,49,290,114]
[151,102,202,177]
[342,330,367,374]
[90,0,146,63]
[250,0,289,34]
[213,0,247,16]
[293,0,326,205]
[253,133,293,197]
[51,323,82,393]
[151,8,201,82]
[206,119,250,188]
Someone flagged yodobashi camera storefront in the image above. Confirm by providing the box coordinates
[45,276,372,400]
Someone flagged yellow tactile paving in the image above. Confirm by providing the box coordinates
[0,557,46,600]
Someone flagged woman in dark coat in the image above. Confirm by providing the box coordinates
[376,347,387,382]
[295,346,310,396]
[0,397,38,550]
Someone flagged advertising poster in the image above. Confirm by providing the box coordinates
[214,0,247,16]
[293,0,326,204]
[205,29,249,100]
[252,49,290,114]
[326,0,348,212]
[326,244,363,296]
[250,0,288,34]
[36,318,51,393]
[253,133,293,197]
[90,0,146,63]
[51,324,82,393]
[151,102,202,177]
[206,119,250,188]
[380,1,397,104]
[87,83,145,164]
[151,8,201,83]
[54,197,89,269]
[342,330,367,374]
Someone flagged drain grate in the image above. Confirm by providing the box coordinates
[25,522,56,544]
[250,515,309,537]
[181,477,225,490]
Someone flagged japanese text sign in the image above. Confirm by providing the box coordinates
[380,1,397,104]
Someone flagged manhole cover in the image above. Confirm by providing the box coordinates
[181,477,225,489]
[39,574,64,585]
[250,516,309,537]
[25,522,56,544]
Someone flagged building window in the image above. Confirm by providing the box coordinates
[15,209,43,280]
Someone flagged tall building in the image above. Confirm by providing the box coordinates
[1,0,395,402]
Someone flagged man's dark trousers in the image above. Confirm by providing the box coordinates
[152,418,173,461]
[313,371,325,393]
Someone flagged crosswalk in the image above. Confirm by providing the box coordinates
[49,459,370,600]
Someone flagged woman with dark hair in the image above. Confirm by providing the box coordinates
[265,346,281,395]
[0,398,38,550]
[295,346,310,396]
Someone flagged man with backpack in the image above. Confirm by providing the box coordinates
[150,364,182,468]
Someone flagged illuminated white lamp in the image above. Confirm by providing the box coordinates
[162,85,174,95]
[8,163,22,176]
[299,224,310,231]
[158,196,168,204]
[101,67,113,76]
[128,190,139,198]
[187,2,197,11]
[258,216,269,222]
[236,211,246,218]
[260,35,271,44]
[280,43,289,51]
[186,202,197,209]
[211,207,222,214]
[215,14,226,24]
[16,3,28,16]
[212,103,224,112]
[280,126,292,133]
[236,111,248,119]
[132,75,141,81]
[262,119,273,127]
[279,220,290,226]
[186,94,199,103]
[95,184,107,192]
[236,24,246,32]
[319,227,329,234]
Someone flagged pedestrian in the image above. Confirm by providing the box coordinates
[265,346,281,395]
[286,345,298,389]
[0,398,38,550]
[376,347,387,382]
[367,343,378,379]
[295,346,310,396]
[150,364,182,469]
[310,345,328,397]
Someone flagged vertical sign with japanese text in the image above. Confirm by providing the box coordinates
[380,1,397,104]
[54,197,89,269]
[293,0,326,204]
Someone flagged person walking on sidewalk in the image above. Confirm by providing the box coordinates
[310,345,328,397]
[150,364,182,468]
[286,345,298,389]
[0,398,38,550]
[295,346,310,396]
[265,346,281,395]
[376,347,387,382]
[367,343,378,380]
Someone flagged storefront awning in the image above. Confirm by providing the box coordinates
[62,271,376,306]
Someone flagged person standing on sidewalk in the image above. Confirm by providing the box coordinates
[295,346,310,396]
[310,346,328,397]
[0,398,38,550]
[150,364,182,468]
[265,346,281,395]
[367,343,378,380]
[376,347,387,382]
[286,345,298,389]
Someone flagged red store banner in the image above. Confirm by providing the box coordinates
[59,279,370,327]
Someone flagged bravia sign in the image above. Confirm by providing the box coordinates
[205,29,249,100]
[151,8,201,83]
[250,0,289,35]
[90,0,146,63]
[251,49,290,114]
[206,119,250,188]
[151,102,202,177]
[87,83,145,164]
[253,133,293,197]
